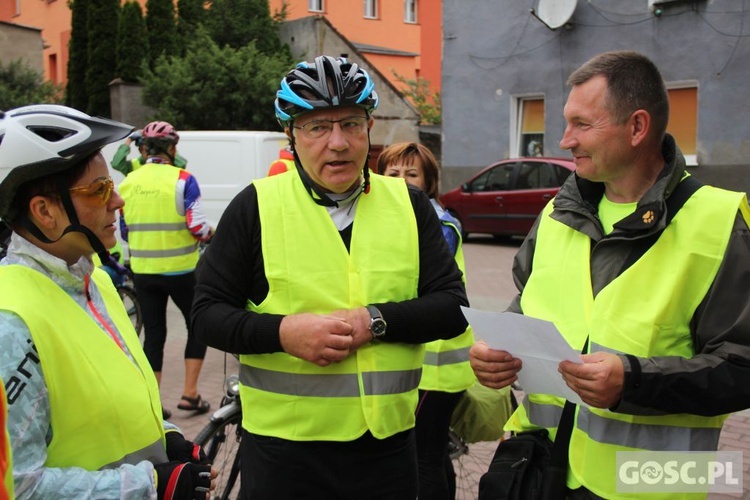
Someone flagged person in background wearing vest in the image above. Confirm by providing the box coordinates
[0,105,214,499]
[111,128,188,176]
[192,55,469,499]
[470,51,750,499]
[119,121,214,420]
[377,142,476,499]
[1,379,13,500]
[266,143,295,176]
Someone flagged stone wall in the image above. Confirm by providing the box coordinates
[0,21,43,75]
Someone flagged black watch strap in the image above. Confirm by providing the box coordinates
[366,305,387,339]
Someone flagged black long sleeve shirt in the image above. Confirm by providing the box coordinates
[192,182,469,355]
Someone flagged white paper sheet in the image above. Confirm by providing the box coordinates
[462,307,585,405]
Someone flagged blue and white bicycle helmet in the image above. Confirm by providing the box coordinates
[275,55,379,128]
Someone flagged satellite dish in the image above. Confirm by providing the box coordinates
[534,0,577,30]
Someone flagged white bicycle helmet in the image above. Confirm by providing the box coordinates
[0,104,133,220]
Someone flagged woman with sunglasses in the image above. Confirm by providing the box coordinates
[0,105,214,499]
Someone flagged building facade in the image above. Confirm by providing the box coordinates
[269,0,440,98]
[441,0,750,194]
[1,0,441,110]
[0,0,70,86]
[0,20,43,75]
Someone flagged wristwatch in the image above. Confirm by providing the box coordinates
[366,305,387,339]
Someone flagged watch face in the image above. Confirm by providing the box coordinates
[371,319,387,336]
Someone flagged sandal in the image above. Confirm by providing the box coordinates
[177,394,211,414]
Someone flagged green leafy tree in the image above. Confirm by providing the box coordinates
[146,0,178,67]
[393,71,441,125]
[0,59,64,109]
[66,0,89,110]
[85,0,120,117]
[141,29,292,130]
[204,0,285,54]
[176,0,206,54]
[116,1,148,83]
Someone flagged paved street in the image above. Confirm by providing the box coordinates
[157,235,749,498]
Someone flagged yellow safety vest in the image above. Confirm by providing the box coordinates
[0,380,12,500]
[240,172,424,441]
[509,185,747,499]
[131,157,145,172]
[0,266,167,471]
[119,163,199,274]
[419,220,476,393]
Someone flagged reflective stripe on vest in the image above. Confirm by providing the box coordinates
[510,184,744,498]
[0,266,167,471]
[419,218,476,392]
[119,164,199,274]
[518,396,721,450]
[242,171,423,441]
[100,438,166,470]
[240,365,422,397]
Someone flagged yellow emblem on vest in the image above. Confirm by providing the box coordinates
[642,210,655,224]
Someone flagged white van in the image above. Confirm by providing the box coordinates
[102,130,289,228]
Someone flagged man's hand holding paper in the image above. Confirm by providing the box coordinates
[462,307,587,406]
[559,351,625,408]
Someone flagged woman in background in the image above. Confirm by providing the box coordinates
[377,143,476,499]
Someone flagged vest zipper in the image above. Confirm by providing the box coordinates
[84,274,125,352]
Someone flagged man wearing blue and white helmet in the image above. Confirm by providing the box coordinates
[193,56,470,499]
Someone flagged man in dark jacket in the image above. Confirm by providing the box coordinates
[470,51,750,499]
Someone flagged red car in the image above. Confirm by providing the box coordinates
[439,157,575,239]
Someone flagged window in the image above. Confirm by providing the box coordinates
[514,97,545,157]
[48,54,58,84]
[308,0,323,12]
[470,164,514,192]
[667,86,698,165]
[404,0,417,23]
[515,162,563,189]
[365,0,378,18]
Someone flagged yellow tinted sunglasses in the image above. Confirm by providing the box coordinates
[69,177,115,205]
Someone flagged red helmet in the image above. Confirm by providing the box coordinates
[142,121,179,143]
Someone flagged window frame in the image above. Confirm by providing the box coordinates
[511,94,545,158]
[308,0,324,13]
[666,81,699,166]
[404,0,417,23]
[365,0,378,19]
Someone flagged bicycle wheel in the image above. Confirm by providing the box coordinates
[449,429,499,500]
[116,285,143,336]
[195,404,243,500]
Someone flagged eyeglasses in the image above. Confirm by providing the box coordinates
[69,177,115,206]
[293,116,368,140]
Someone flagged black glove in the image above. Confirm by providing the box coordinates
[165,431,209,464]
[129,130,143,146]
[154,461,211,500]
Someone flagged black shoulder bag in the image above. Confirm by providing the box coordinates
[477,342,584,500]
[477,177,702,500]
